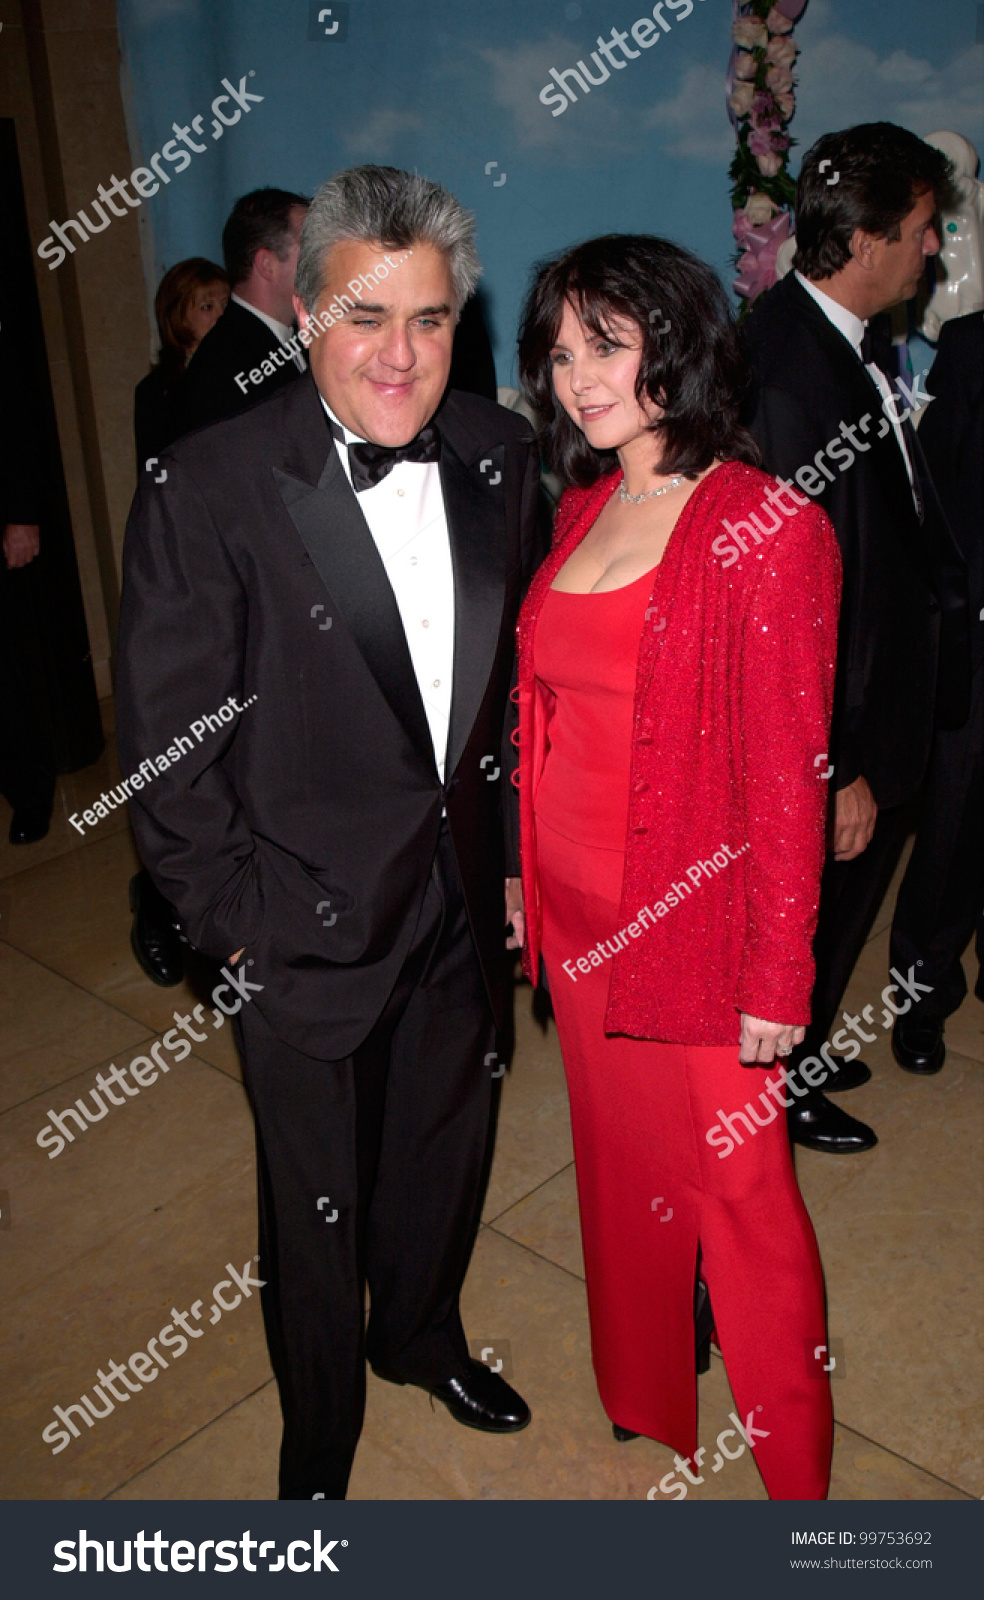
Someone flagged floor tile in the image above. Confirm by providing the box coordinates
[482,991,573,1223]
[491,1164,584,1280]
[0,829,242,1079]
[0,942,151,1113]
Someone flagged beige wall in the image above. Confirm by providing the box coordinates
[1,0,152,698]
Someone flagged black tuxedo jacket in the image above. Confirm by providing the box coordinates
[172,299,303,439]
[918,311,983,677]
[744,273,969,810]
[117,375,541,1058]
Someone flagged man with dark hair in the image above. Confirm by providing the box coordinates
[744,123,969,1153]
[174,186,309,436]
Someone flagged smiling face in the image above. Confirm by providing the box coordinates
[296,238,455,445]
[549,299,660,453]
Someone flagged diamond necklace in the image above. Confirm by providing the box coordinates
[619,474,684,505]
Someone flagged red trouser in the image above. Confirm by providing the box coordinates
[537,813,833,1500]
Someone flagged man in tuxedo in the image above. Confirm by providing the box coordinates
[129,187,309,985]
[745,123,969,1153]
[890,310,983,1072]
[117,164,539,1498]
[174,186,310,436]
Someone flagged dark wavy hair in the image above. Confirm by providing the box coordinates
[793,123,957,281]
[518,234,760,489]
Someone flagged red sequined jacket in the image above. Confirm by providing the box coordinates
[514,459,842,1045]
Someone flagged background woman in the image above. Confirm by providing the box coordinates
[133,257,229,469]
[513,235,841,1499]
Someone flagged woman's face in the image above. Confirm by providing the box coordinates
[549,299,660,452]
[183,281,230,353]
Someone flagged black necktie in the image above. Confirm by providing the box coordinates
[329,418,441,492]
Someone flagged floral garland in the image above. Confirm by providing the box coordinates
[728,0,808,310]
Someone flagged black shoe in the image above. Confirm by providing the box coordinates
[375,1359,531,1434]
[9,806,51,844]
[695,1278,714,1374]
[129,872,184,987]
[892,1012,945,1075]
[820,1054,872,1092]
[613,1423,639,1442]
[789,1092,877,1153]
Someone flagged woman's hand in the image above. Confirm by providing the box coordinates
[505,877,525,950]
[739,1013,805,1065]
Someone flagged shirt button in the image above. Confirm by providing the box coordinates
[410,555,418,565]
[422,619,430,628]
[396,488,405,497]
[432,679,441,688]
[633,779,649,794]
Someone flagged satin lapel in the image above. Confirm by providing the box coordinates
[273,443,435,773]
[441,435,508,780]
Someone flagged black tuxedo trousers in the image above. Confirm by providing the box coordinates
[236,823,494,1500]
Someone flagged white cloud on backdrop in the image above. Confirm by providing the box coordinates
[345,108,426,158]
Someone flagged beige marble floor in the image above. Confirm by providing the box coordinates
[0,752,980,1502]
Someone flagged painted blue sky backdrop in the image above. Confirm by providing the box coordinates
[118,0,983,379]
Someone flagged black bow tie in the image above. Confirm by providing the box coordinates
[860,320,893,375]
[329,418,441,492]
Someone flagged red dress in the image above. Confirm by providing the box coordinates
[533,551,833,1500]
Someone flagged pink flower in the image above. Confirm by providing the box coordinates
[766,35,797,69]
[766,64,794,93]
[733,50,758,81]
[751,92,782,129]
[734,209,793,301]
[755,149,784,178]
[733,17,768,49]
[775,91,795,121]
[766,5,794,33]
[729,81,756,118]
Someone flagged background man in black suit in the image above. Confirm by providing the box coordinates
[174,186,310,436]
[890,310,983,1073]
[129,188,308,984]
[117,165,540,1499]
[745,123,968,1154]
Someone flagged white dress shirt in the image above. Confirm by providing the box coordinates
[795,272,916,503]
[231,293,306,372]
[322,400,455,783]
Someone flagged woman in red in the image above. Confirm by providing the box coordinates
[513,236,841,1499]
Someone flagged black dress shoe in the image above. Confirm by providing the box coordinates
[892,1012,945,1075]
[789,1092,877,1153]
[821,1054,872,1092]
[613,1423,639,1442]
[9,807,51,844]
[129,871,184,987]
[376,1359,531,1434]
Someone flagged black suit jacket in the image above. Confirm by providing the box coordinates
[744,273,969,809]
[171,299,303,439]
[116,374,540,1058]
[918,311,983,676]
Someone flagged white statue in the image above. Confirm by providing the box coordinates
[921,131,984,340]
